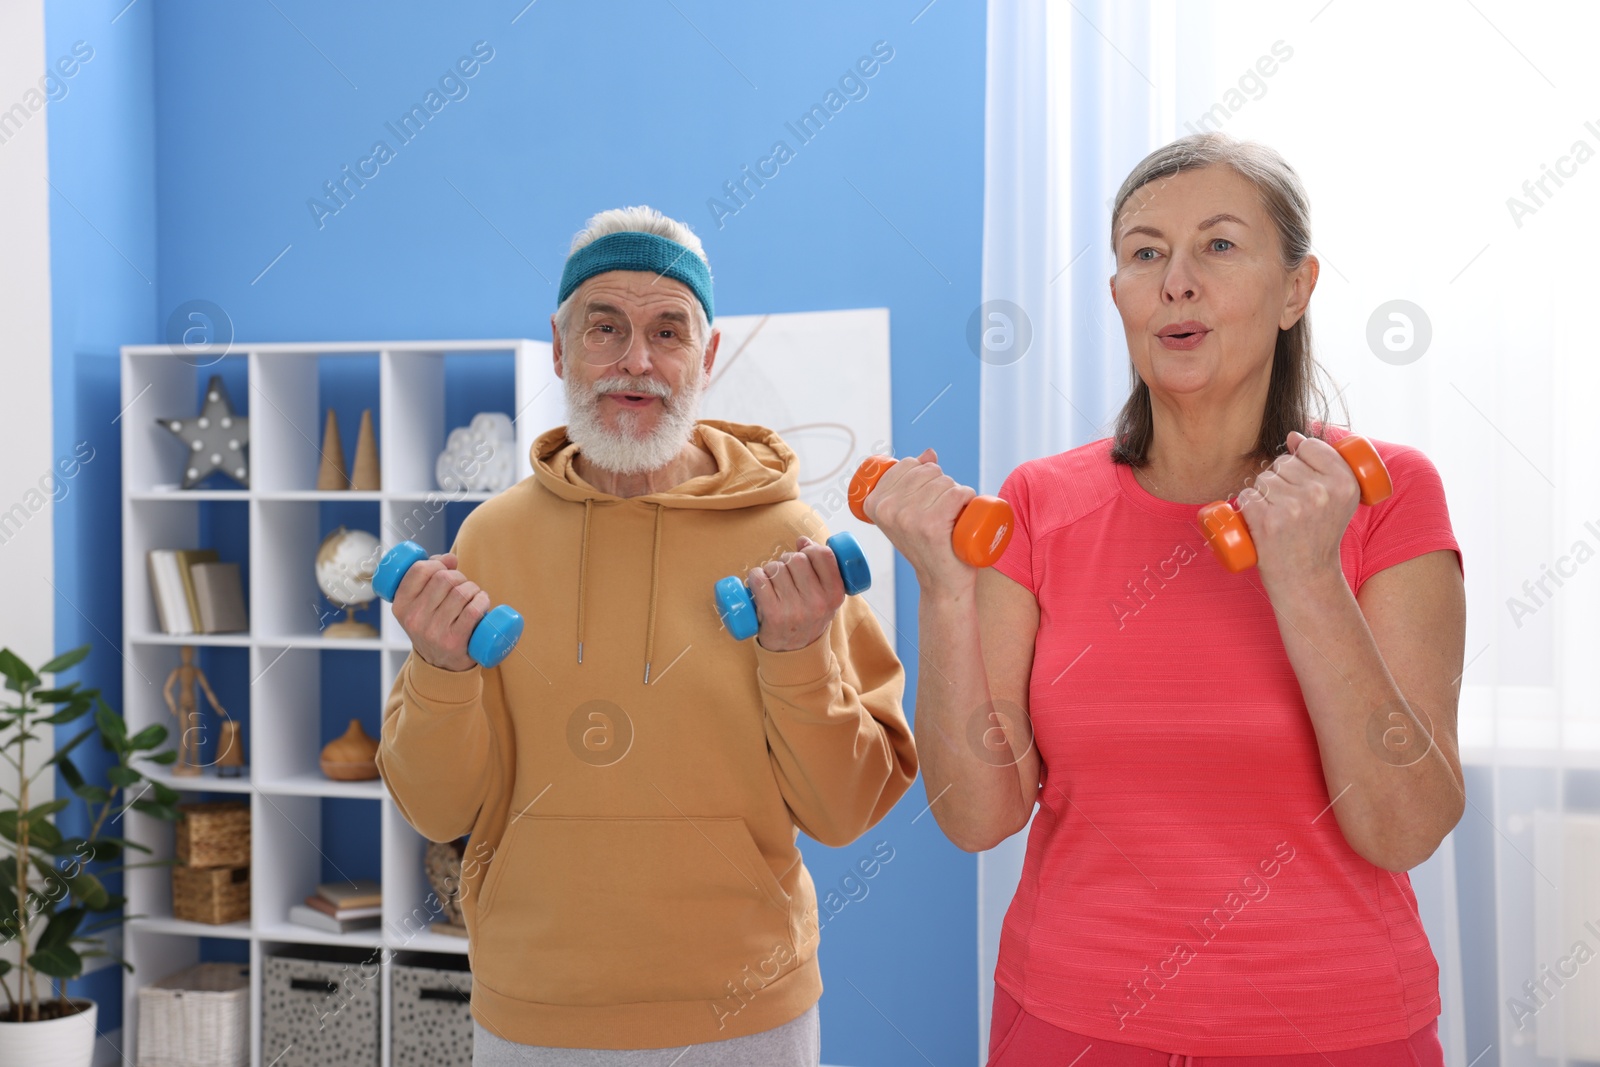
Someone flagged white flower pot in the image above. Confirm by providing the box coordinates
[0,998,98,1067]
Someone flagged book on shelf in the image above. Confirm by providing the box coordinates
[192,561,248,633]
[146,549,248,634]
[147,551,188,634]
[304,895,382,921]
[175,548,218,628]
[289,903,381,935]
[316,879,383,910]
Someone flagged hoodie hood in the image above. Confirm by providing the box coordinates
[531,419,798,509]
[529,420,799,681]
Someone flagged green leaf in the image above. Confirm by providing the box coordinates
[32,819,66,852]
[57,869,108,911]
[106,765,142,789]
[25,798,70,821]
[0,958,10,977]
[28,855,69,901]
[94,698,127,746]
[58,756,112,803]
[0,880,17,926]
[92,835,150,856]
[31,685,81,704]
[28,943,82,980]
[57,755,85,791]
[150,782,180,807]
[41,699,95,726]
[66,838,122,864]
[128,724,168,751]
[129,800,180,822]
[36,906,85,952]
[0,810,64,851]
[0,648,39,693]
[38,645,91,676]
[42,837,86,859]
[145,750,179,765]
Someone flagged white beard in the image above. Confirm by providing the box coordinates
[563,357,705,476]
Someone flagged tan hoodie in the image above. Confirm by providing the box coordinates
[376,419,916,1050]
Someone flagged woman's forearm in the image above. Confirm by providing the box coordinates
[914,584,1035,851]
[1269,570,1465,871]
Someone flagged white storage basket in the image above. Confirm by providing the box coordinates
[136,962,250,1067]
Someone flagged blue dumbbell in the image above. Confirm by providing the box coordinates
[714,532,871,641]
[372,541,524,668]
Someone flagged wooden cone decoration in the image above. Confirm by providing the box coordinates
[351,408,381,491]
[316,409,350,490]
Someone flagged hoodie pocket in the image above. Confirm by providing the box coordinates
[473,815,796,1006]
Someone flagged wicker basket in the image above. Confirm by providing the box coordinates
[136,962,250,1067]
[172,865,250,925]
[175,801,250,868]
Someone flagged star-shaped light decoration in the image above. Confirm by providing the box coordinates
[158,374,251,489]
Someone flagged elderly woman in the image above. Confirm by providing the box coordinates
[866,134,1463,1065]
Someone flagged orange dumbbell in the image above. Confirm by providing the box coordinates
[848,456,1016,568]
[1198,435,1393,573]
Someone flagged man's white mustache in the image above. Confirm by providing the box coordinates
[593,379,672,400]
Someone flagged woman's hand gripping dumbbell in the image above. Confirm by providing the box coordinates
[373,541,524,669]
[1199,432,1393,575]
[849,450,1015,589]
[715,534,870,648]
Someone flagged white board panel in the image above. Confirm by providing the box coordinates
[700,308,896,637]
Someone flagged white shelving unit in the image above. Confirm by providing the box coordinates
[118,340,554,1066]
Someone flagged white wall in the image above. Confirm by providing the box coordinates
[0,0,55,936]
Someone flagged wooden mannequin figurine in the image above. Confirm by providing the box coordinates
[162,646,228,776]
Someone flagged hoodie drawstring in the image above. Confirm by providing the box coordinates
[642,503,663,685]
[575,497,664,686]
[576,499,593,664]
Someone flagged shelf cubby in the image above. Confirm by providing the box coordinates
[120,339,547,1064]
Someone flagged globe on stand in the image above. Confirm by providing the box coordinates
[316,525,382,638]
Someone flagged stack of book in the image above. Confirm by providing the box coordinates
[147,548,248,634]
[289,880,382,935]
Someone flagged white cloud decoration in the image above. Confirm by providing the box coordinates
[435,412,517,492]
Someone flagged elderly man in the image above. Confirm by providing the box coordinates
[376,206,917,1066]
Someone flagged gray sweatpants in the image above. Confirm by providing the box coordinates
[471,1003,820,1067]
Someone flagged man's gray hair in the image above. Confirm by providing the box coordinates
[553,206,713,352]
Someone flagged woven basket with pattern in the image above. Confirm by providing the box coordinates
[136,961,250,1067]
[175,801,250,868]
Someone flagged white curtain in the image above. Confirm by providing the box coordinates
[977,0,1183,1054]
[980,0,1600,1061]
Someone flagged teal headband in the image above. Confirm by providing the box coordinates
[558,231,714,322]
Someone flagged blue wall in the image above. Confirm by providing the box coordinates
[48,2,987,1061]
[47,0,158,1031]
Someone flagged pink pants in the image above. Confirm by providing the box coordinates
[987,987,1446,1067]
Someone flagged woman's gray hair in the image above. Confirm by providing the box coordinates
[552,205,713,354]
[1107,133,1343,468]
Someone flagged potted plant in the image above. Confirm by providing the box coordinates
[0,644,182,1067]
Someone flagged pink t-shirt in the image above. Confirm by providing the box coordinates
[990,429,1462,1056]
